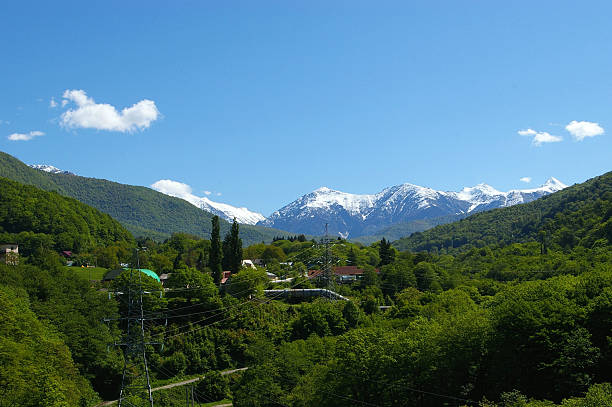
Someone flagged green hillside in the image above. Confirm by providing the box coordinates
[0,177,133,254]
[394,171,612,252]
[351,214,465,245]
[0,151,287,245]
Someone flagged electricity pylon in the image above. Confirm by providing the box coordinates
[109,249,160,407]
[322,223,335,297]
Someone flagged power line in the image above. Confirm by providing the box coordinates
[106,249,161,407]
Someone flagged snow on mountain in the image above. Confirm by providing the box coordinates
[151,179,265,225]
[260,178,567,237]
[196,197,266,225]
[29,164,75,175]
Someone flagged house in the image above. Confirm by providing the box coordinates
[159,273,172,286]
[0,244,19,265]
[60,250,73,258]
[242,259,257,269]
[220,271,232,284]
[251,259,265,266]
[308,266,378,283]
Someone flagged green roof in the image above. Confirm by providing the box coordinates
[103,268,160,282]
[124,268,160,282]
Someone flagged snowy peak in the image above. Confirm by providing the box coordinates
[260,178,567,237]
[29,164,75,175]
[196,196,265,225]
[150,179,265,225]
[303,187,376,215]
[539,177,567,192]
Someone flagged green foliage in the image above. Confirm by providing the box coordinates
[378,237,395,266]
[0,151,293,245]
[290,300,348,340]
[210,215,223,284]
[0,280,102,405]
[222,219,243,273]
[225,268,268,299]
[0,177,133,254]
[195,371,230,402]
[395,171,612,253]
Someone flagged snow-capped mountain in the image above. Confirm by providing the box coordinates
[259,178,567,237]
[150,179,265,225]
[29,164,75,175]
[196,197,266,225]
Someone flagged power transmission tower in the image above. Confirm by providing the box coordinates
[322,223,335,298]
[108,248,160,407]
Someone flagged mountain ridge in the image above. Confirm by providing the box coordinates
[150,179,265,225]
[394,171,611,252]
[260,178,567,238]
[0,152,289,245]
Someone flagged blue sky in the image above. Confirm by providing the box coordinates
[1,1,611,216]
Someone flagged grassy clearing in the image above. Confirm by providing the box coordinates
[64,266,108,280]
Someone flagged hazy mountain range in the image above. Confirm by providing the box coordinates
[29,162,566,241]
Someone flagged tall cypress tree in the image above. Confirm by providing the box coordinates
[378,237,395,266]
[222,218,243,273]
[210,215,223,284]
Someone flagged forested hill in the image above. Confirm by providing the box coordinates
[0,177,133,253]
[394,170,612,252]
[0,151,288,245]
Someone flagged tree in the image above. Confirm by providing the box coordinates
[210,216,223,284]
[347,247,358,266]
[378,238,395,266]
[225,268,268,299]
[222,218,243,274]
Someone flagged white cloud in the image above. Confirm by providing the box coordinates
[50,97,58,108]
[60,89,160,132]
[517,129,537,136]
[8,130,44,141]
[204,190,212,195]
[518,128,562,146]
[216,192,222,196]
[565,120,604,141]
[520,177,532,183]
[151,179,195,201]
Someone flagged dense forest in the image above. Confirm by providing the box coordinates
[0,171,611,406]
[0,151,290,245]
[0,177,133,254]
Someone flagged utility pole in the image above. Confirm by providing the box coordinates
[108,248,159,407]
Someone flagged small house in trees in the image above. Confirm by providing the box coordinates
[159,273,172,286]
[241,259,257,269]
[220,271,231,284]
[0,244,19,265]
[308,266,378,283]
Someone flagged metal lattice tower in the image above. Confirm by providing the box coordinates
[111,249,159,407]
[322,223,335,297]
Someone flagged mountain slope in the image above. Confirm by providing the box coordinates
[0,152,286,245]
[0,177,134,253]
[260,179,566,238]
[29,164,75,175]
[150,179,265,224]
[394,171,612,252]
